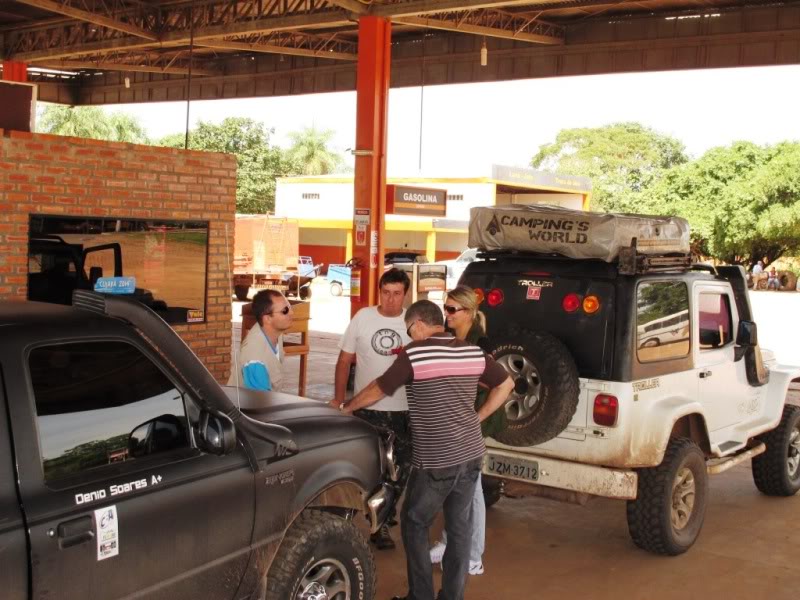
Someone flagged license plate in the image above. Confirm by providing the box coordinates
[485,454,539,482]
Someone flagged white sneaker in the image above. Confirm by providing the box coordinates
[429,541,446,564]
[468,561,484,576]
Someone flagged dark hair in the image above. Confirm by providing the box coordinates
[379,267,411,293]
[405,299,444,328]
[252,289,285,326]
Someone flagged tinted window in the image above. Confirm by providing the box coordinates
[698,293,733,349]
[637,281,691,362]
[29,341,190,482]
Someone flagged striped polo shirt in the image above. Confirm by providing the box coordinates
[377,333,509,469]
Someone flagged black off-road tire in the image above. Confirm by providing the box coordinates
[488,329,580,447]
[266,510,376,600]
[626,437,708,556]
[752,404,800,496]
[234,284,250,302]
[330,281,344,297]
[482,474,503,508]
[299,286,312,300]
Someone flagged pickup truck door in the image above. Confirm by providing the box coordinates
[0,366,29,600]
[692,284,751,436]
[7,338,256,600]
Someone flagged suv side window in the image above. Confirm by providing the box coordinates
[698,292,733,350]
[29,341,191,483]
[636,281,691,362]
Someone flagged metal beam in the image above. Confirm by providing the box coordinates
[199,39,357,61]
[395,12,563,44]
[11,10,353,61]
[13,0,158,41]
[34,59,218,76]
[372,0,536,18]
[325,0,367,13]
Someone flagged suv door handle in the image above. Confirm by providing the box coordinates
[699,370,713,379]
[57,515,94,549]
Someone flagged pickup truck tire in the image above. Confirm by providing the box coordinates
[330,281,344,297]
[778,271,798,292]
[266,509,375,600]
[489,329,580,447]
[626,437,708,556]
[752,404,800,496]
[234,284,250,302]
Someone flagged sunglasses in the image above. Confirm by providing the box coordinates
[270,306,291,316]
[406,321,416,338]
[443,305,466,315]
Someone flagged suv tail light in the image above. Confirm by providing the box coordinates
[593,394,618,426]
[562,293,581,313]
[583,295,601,314]
[474,288,485,304]
[486,288,504,307]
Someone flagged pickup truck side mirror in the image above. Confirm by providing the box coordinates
[198,410,237,455]
[736,320,758,347]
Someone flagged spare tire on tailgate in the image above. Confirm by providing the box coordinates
[488,329,580,447]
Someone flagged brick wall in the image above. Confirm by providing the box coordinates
[0,129,237,383]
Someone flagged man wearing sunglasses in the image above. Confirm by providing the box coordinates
[228,289,293,394]
[332,267,412,550]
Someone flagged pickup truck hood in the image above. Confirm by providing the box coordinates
[222,386,378,447]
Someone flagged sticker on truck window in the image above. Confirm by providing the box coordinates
[526,286,542,300]
[94,505,119,561]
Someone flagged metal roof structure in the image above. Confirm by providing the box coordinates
[2,0,798,104]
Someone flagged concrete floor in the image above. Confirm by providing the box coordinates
[231,285,800,600]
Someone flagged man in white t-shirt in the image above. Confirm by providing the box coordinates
[228,290,293,398]
[333,268,412,550]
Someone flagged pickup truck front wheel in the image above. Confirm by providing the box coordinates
[266,510,375,600]
[626,437,708,556]
[752,404,800,496]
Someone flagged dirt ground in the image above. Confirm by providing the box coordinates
[231,285,800,600]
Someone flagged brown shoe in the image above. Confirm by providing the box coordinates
[370,524,396,550]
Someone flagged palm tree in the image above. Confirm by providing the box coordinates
[38,105,149,144]
[286,126,343,175]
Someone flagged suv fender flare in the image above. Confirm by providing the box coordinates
[631,400,709,467]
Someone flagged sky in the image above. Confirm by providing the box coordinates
[102,64,800,177]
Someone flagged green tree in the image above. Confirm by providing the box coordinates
[38,104,149,144]
[647,142,800,264]
[159,118,296,213]
[286,126,343,175]
[531,122,688,212]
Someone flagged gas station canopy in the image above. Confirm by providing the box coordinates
[1,0,798,105]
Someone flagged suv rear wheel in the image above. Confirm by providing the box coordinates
[626,437,708,555]
[266,510,375,600]
[488,329,580,446]
[752,404,800,496]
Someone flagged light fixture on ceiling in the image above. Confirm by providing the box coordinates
[480,38,488,67]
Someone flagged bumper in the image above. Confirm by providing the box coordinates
[483,448,638,500]
[366,483,396,534]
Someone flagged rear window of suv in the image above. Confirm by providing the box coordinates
[636,281,691,362]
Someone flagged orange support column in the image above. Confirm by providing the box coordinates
[2,61,28,82]
[351,16,391,317]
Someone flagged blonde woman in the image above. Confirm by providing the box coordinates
[429,285,506,576]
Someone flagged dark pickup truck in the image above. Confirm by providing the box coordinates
[0,291,395,600]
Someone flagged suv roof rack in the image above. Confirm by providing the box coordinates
[479,239,693,276]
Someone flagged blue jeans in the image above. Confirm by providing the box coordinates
[441,474,485,562]
[401,458,482,600]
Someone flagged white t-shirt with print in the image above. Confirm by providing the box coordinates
[339,306,410,411]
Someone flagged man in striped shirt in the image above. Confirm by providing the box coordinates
[343,300,513,600]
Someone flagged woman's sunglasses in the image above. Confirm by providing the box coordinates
[270,306,291,316]
[443,305,466,315]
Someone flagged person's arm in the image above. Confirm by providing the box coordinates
[332,350,356,408]
[476,376,514,422]
[342,380,386,414]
